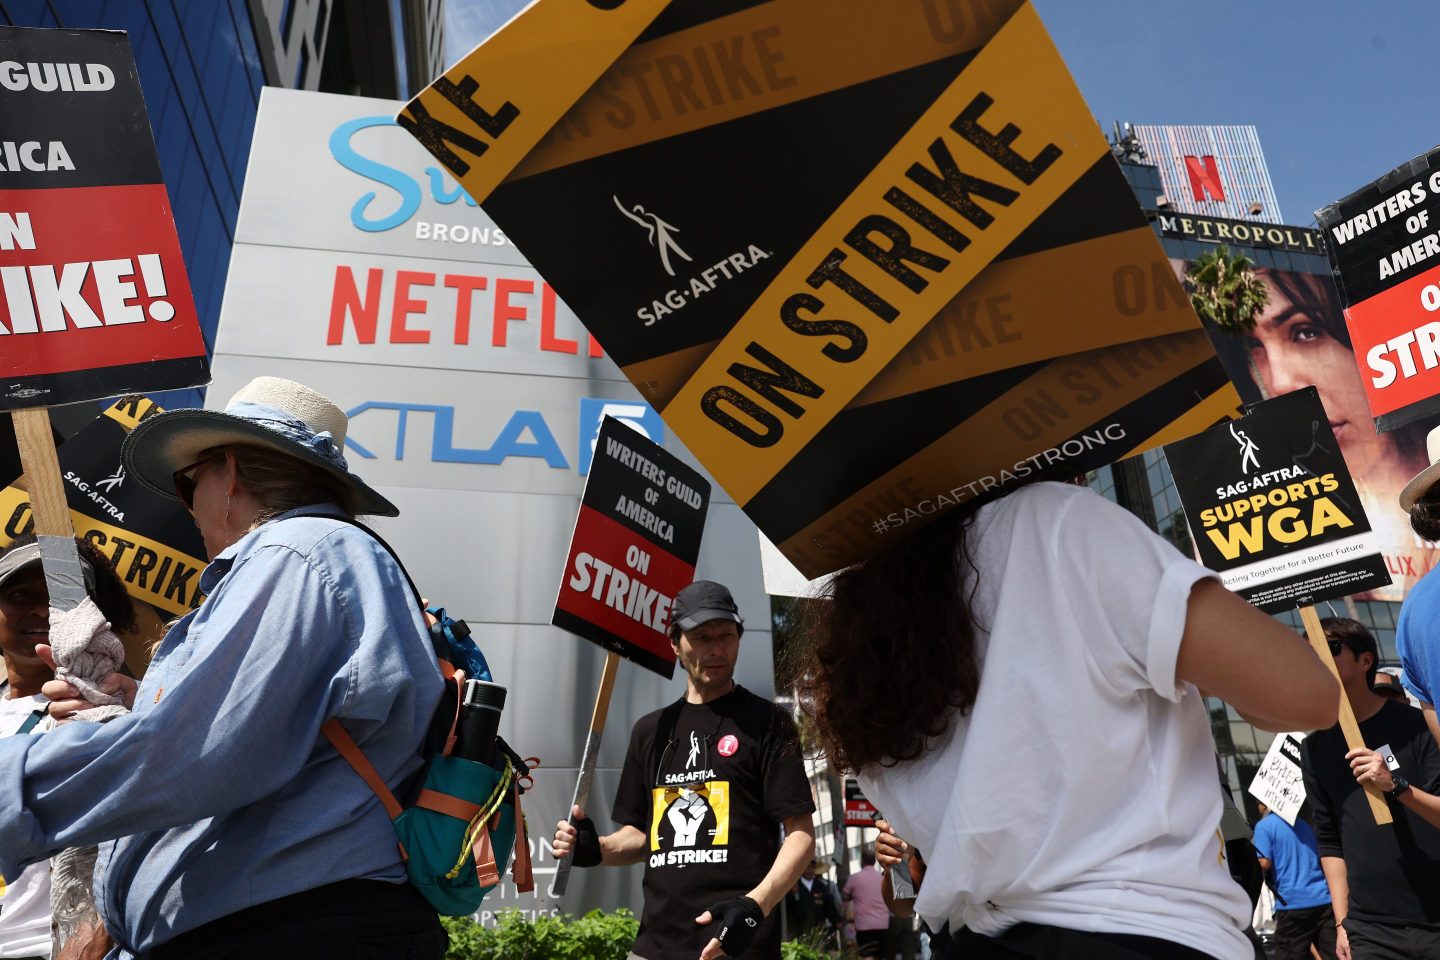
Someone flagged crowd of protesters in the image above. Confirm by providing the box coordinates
[5,376,1440,960]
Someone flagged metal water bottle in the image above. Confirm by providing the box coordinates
[454,679,507,765]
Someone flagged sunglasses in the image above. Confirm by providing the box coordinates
[1326,639,1376,662]
[173,454,224,510]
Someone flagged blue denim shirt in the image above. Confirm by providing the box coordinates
[0,506,442,957]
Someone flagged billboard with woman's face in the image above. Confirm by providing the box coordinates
[1172,259,1440,602]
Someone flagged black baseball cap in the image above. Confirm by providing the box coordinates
[672,580,744,635]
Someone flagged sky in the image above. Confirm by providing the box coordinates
[443,1,1440,228]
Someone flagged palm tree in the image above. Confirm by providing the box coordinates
[1184,245,1269,333]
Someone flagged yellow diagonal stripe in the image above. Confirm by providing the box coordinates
[399,0,672,206]
[1121,384,1243,457]
[773,331,1228,577]
[510,0,1023,180]
[853,228,1197,407]
[659,2,1109,505]
[103,395,159,431]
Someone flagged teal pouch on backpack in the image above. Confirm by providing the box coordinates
[323,675,536,916]
[395,753,522,915]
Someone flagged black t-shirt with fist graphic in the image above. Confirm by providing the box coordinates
[612,686,814,960]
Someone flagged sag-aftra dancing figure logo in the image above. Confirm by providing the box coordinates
[614,195,693,277]
[1231,422,1261,473]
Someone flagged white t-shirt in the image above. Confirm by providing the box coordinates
[859,483,1250,960]
[0,692,51,959]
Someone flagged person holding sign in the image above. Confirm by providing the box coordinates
[1301,618,1440,960]
[552,581,815,960]
[0,377,448,959]
[0,536,135,960]
[792,481,1339,959]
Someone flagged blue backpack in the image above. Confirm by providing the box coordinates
[319,518,536,915]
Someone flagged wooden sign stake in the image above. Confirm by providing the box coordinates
[552,650,621,897]
[10,408,85,612]
[1298,604,1391,825]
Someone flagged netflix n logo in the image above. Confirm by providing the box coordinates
[1184,154,1226,203]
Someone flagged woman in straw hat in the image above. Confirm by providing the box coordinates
[790,480,1339,960]
[1392,433,1440,741]
[0,377,447,959]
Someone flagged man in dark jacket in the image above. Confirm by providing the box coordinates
[785,857,841,943]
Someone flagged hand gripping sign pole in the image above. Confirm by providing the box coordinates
[552,650,620,897]
[548,418,712,896]
[1297,605,1392,824]
[1163,388,1393,825]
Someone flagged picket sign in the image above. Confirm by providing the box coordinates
[547,418,712,895]
[10,410,86,614]
[552,650,621,897]
[1163,391,1394,827]
[1298,605,1392,825]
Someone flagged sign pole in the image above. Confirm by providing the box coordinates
[10,409,85,613]
[1298,605,1392,825]
[552,650,621,897]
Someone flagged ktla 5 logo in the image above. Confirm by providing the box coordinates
[344,397,663,475]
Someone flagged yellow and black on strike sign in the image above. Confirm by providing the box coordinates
[1163,387,1390,613]
[0,396,207,616]
[403,0,1240,577]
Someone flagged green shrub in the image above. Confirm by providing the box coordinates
[442,908,640,960]
[780,928,860,960]
[781,939,829,960]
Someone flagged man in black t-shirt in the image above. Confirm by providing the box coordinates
[553,581,815,960]
[1300,618,1440,960]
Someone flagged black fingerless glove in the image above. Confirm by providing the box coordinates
[571,814,602,868]
[705,896,763,956]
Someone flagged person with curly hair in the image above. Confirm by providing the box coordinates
[791,481,1339,959]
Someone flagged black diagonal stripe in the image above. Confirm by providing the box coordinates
[743,354,1232,545]
[992,154,1149,264]
[484,51,978,369]
[1,357,210,411]
[739,359,1045,539]
[637,0,775,42]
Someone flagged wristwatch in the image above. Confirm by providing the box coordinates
[1387,774,1411,801]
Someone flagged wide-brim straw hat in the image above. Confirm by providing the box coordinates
[1399,425,1440,513]
[121,376,398,517]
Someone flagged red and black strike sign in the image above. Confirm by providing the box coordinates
[1318,145,1440,432]
[844,778,878,828]
[0,27,208,410]
[552,416,711,678]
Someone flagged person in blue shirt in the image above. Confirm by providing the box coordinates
[0,376,445,959]
[1252,802,1336,960]
[1397,440,1440,746]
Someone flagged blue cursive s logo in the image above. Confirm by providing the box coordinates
[329,116,479,233]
